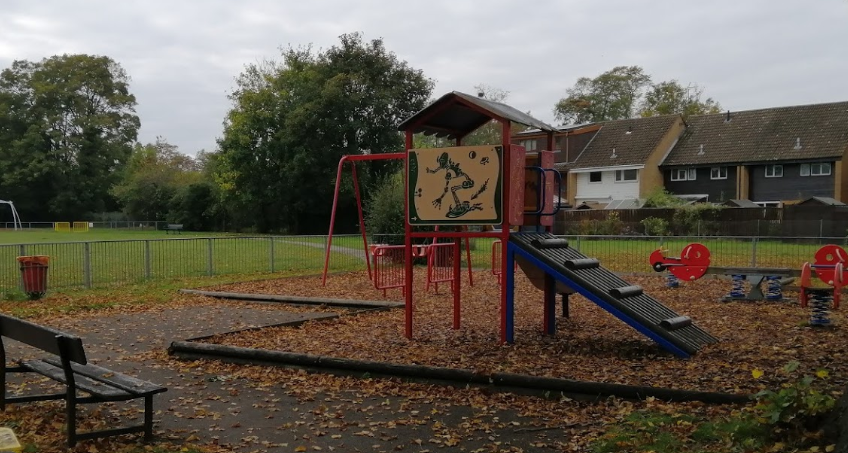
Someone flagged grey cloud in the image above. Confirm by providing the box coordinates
[0,0,846,156]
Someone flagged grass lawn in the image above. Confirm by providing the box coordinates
[0,229,841,294]
[0,230,365,293]
[0,228,236,244]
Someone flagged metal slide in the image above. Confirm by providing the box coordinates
[509,232,716,357]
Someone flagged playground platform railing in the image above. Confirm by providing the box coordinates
[426,243,456,293]
[0,233,844,294]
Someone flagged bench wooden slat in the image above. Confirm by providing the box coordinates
[0,317,87,364]
[22,360,130,399]
[42,358,166,396]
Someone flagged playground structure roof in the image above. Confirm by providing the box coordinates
[398,91,557,140]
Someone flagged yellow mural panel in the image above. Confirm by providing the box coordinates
[408,146,503,225]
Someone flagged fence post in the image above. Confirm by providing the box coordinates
[83,242,92,289]
[18,244,25,292]
[144,240,152,279]
[575,235,581,251]
[269,237,275,273]
[750,237,758,267]
[207,239,214,276]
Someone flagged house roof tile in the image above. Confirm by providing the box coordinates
[662,101,848,167]
[570,115,681,170]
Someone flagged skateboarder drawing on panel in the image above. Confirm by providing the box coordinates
[427,152,488,219]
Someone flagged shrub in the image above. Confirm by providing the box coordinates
[670,204,725,235]
[752,361,836,438]
[640,216,669,236]
[597,211,624,235]
[642,188,686,208]
[365,172,405,245]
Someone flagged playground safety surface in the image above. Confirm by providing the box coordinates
[2,270,847,452]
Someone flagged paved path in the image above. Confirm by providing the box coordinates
[11,303,575,452]
[278,238,368,261]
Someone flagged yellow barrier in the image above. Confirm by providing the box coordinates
[72,221,89,232]
[54,222,70,232]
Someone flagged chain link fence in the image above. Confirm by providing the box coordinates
[0,233,843,293]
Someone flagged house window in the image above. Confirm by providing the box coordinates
[519,139,537,151]
[710,167,728,180]
[589,171,602,183]
[670,168,696,181]
[615,169,638,182]
[801,163,831,176]
[765,165,783,178]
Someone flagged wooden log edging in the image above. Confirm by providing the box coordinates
[184,313,340,342]
[180,289,404,309]
[167,341,751,405]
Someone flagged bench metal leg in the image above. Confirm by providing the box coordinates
[67,394,77,447]
[144,395,154,441]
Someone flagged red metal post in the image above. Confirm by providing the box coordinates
[546,132,555,234]
[453,235,461,329]
[404,131,414,339]
[500,121,512,343]
[543,131,556,334]
[453,136,462,328]
[323,156,348,286]
[465,236,473,286]
[351,162,371,279]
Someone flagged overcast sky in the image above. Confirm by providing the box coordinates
[1,0,847,156]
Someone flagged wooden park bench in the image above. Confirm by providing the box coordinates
[164,223,183,234]
[0,314,167,446]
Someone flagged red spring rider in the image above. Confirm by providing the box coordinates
[649,243,711,283]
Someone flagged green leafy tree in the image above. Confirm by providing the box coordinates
[554,66,722,124]
[111,137,199,221]
[639,80,722,117]
[169,150,231,231]
[554,66,651,124]
[217,33,433,233]
[0,54,139,221]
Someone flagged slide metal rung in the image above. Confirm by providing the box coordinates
[530,238,569,249]
[660,316,692,331]
[610,285,643,298]
[564,258,600,270]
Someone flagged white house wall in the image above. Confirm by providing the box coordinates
[574,170,640,202]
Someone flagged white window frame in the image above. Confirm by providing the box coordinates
[520,139,538,151]
[710,166,728,180]
[764,164,783,178]
[670,169,688,181]
[588,171,602,183]
[615,169,638,182]
[812,162,831,176]
[670,168,696,181]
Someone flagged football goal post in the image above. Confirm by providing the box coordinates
[0,200,22,230]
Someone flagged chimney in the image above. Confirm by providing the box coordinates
[725,110,731,122]
[477,91,485,98]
